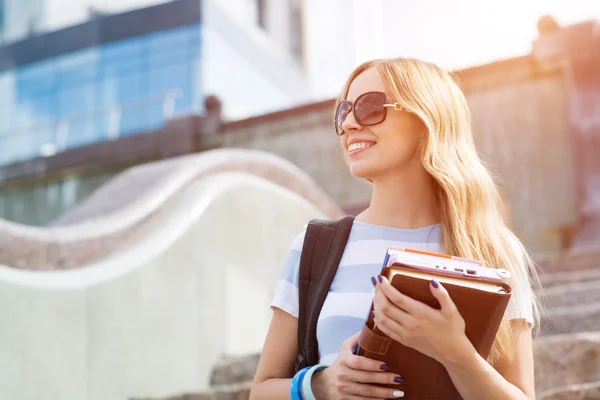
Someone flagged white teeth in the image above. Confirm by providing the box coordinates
[348,142,374,152]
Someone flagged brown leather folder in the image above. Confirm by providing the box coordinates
[357,262,512,400]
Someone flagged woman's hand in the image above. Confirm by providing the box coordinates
[372,275,474,366]
[312,332,406,399]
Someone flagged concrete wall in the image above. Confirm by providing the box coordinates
[468,74,577,252]
[0,172,325,400]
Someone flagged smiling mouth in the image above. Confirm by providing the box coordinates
[347,142,376,156]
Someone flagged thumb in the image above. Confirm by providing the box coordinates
[343,331,361,354]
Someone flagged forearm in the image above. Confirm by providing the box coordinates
[249,378,292,400]
[443,349,528,400]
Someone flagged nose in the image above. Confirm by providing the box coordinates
[341,110,362,134]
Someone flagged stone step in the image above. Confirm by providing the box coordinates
[534,331,600,395]
[541,302,600,335]
[543,279,600,308]
[134,332,600,400]
[540,268,600,288]
[131,395,211,400]
[209,354,260,386]
[130,384,251,400]
[538,381,600,400]
[536,249,600,275]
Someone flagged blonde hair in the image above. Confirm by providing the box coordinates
[336,58,543,364]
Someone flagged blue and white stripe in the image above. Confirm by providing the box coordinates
[270,220,531,365]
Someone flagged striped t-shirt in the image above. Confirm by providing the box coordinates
[270,220,533,365]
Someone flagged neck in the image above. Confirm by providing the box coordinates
[358,168,441,230]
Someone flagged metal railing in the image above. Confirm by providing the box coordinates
[0,88,183,165]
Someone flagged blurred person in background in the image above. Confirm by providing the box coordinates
[250,57,540,400]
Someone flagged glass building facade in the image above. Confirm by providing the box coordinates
[0,0,310,226]
[0,23,201,165]
[0,0,205,166]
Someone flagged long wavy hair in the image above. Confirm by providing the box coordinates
[335,58,543,364]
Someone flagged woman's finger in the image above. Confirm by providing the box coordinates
[344,368,405,386]
[343,353,390,372]
[429,279,458,316]
[340,331,361,354]
[343,382,406,399]
[373,289,415,327]
[373,308,408,345]
[378,275,431,316]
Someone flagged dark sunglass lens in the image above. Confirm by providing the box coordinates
[335,101,351,135]
[355,92,387,126]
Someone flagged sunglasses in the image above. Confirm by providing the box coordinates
[334,91,403,136]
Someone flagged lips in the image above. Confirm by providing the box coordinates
[347,141,376,156]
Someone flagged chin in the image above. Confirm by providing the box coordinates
[348,162,380,181]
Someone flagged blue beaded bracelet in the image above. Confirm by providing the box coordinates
[290,366,311,400]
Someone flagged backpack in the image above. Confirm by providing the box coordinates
[293,216,355,373]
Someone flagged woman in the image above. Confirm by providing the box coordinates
[249,57,541,399]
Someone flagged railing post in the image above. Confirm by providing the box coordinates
[108,107,122,140]
[56,119,70,151]
[162,88,182,120]
[162,93,176,120]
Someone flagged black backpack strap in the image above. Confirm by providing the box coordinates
[294,215,355,372]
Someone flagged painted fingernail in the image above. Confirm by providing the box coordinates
[371,276,378,286]
[377,274,383,283]
[431,279,439,288]
[393,390,405,397]
[380,363,389,371]
[370,311,375,319]
[394,376,405,384]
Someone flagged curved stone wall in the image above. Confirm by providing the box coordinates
[0,148,344,270]
[0,171,328,400]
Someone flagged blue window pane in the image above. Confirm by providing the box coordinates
[101,38,143,75]
[146,26,193,51]
[3,133,27,164]
[12,104,33,129]
[146,62,191,129]
[59,83,95,116]
[0,71,14,132]
[64,118,97,150]
[101,37,142,60]
[186,25,201,47]
[16,60,58,96]
[32,93,60,120]
[0,1,4,33]
[13,92,59,129]
[58,49,98,87]
[59,83,97,149]
[3,121,54,163]
[147,45,192,69]
[145,27,197,68]
[100,73,142,106]
[148,63,190,99]
[120,105,149,137]
[29,120,57,157]
[102,54,144,76]
[98,72,144,135]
